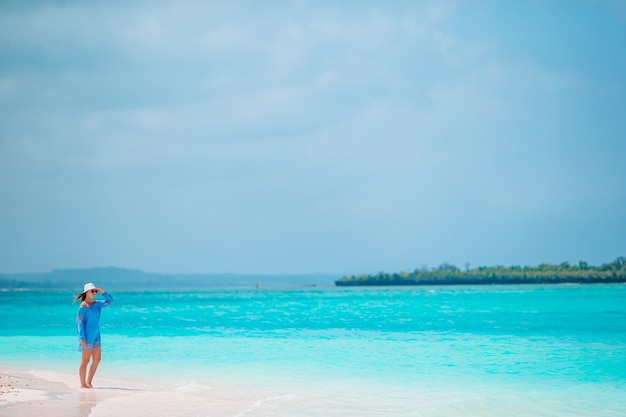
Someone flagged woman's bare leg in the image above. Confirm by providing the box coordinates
[79,350,92,388]
[86,348,101,388]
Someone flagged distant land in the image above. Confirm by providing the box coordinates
[336,257,626,286]
[3,257,625,291]
[0,267,340,291]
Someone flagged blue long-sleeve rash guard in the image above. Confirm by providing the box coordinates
[76,292,113,344]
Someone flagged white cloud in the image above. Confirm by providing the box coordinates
[1,0,624,273]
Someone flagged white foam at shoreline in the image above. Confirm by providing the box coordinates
[233,394,297,417]
[29,369,79,388]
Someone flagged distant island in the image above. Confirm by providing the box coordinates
[335,257,626,286]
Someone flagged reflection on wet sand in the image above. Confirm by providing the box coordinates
[77,385,143,417]
[78,389,98,417]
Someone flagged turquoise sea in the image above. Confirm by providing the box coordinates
[1,284,626,416]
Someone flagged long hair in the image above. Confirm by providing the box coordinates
[73,292,87,304]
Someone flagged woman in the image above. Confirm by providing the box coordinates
[74,282,113,388]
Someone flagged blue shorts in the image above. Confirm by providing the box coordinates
[78,340,101,352]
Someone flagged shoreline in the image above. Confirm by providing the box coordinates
[0,367,171,417]
[0,367,160,417]
[0,365,296,417]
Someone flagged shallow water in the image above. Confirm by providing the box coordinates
[2,285,626,416]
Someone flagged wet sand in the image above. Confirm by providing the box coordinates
[0,368,170,417]
[0,367,296,417]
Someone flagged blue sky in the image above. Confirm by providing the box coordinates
[1,1,625,275]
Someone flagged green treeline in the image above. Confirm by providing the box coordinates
[335,257,626,286]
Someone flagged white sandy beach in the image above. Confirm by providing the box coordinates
[1,370,82,417]
[0,367,298,417]
[0,365,452,417]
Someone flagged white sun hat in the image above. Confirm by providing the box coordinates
[83,282,97,294]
